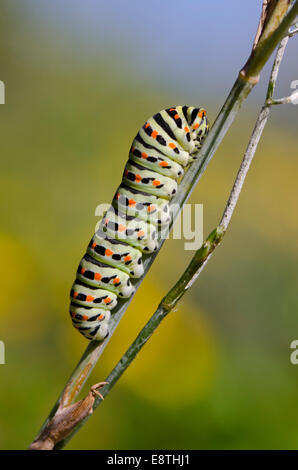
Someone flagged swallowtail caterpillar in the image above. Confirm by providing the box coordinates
[70,106,209,340]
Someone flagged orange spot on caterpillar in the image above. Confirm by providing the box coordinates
[98,314,105,320]
[113,277,120,284]
[73,292,78,298]
[124,169,128,176]
[151,130,158,139]
[152,180,161,187]
[116,193,120,200]
[141,152,148,159]
[137,230,145,237]
[92,242,96,249]
[104,297,112,304]
[82,315,88,321]
[184,126,189,132]
[118,224,126,232]
[94,272,102,280]
[105,249,113,256]
[169,108,175,111]
[168,143,176,149]
[71,312,76,318]
[128,199,136,206]
[147,205,155,213]
[86,295,94,302]
[193,123,199,129]
[159,161,168,167]
[145,122,150,128]
[124,255,131,262]
[135,174,142,182]
[81,268,86,274]
[174,114,179,120]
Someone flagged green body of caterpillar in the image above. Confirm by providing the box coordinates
[70,106,209,341]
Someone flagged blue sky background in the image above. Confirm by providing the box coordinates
[14,0,298,105]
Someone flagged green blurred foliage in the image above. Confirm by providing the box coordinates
[0,2,298,450]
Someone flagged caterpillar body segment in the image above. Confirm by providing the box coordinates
[70,304,111,341]
[129,143,184,180]
[138,125,190,166]
[123,161,178,198]
[77,255,134,298]
[87,232,144,278]
[112,184,171,226]
[159,107,206,155]
[70,105,209,340]
[70,281,117,309]
[70,303,110,323]
[74,321,110,341]
[99,206,158,253]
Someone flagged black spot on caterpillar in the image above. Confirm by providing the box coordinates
[70,106,208,340]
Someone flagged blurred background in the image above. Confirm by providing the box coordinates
[1,0,298,450]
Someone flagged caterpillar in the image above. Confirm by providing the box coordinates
[70,106,209,341]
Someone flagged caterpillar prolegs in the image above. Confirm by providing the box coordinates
[70,106,209,341]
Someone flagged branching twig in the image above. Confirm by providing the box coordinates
[268,92,298,104]
[289,21,298,36]
[30,1,298,450]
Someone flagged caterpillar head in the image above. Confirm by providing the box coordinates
[189,108,209,154]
